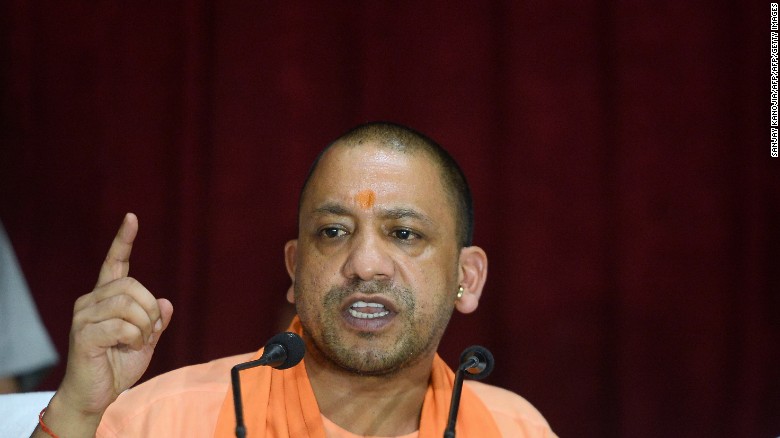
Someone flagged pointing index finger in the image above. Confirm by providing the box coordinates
[96,213,138,288]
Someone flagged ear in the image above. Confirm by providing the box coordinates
[454,246,488,314]
[284,240,298,304]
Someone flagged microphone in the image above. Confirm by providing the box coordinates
[231,332,306,438]
[458,345,494,380]
[443,345,495,438]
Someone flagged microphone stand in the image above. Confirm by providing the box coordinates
[443,346,494,438]
[230,332,305,438]
[231,359,267,438]
[443,356,478,438]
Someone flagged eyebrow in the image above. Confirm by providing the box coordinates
[311,203,435,225]
[311,202,351,217]
[377,207,435,226]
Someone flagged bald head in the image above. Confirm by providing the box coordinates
[299,122,474,248]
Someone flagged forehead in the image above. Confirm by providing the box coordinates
[301,143,451,218]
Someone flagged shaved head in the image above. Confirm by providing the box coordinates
[300,122,474,247]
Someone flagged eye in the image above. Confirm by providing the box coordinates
[320,227,347,238]
[391,229,419,241]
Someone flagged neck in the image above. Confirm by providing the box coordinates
[305,347,435,436]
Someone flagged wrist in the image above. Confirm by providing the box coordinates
[34,392,104,438]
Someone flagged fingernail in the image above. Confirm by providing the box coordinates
[154,319,162,332]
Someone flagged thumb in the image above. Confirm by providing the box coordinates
[149,298,173,348]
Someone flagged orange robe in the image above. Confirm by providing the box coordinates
[98,318,556,437]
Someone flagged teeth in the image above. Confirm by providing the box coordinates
[348,308,390,319]
[351,301,385,308]
[348,300,389,319]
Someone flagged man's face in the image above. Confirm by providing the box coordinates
[288,142,462,375]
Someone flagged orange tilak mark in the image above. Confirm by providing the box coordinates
[355,190,376,209]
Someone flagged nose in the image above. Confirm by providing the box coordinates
[342,230,395,281]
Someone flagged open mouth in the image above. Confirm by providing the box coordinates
[340,296,398,331]
[348,300,391,319]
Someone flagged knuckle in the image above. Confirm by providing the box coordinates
[118,276,138,288]
[106,319,126,337]
[74,294,87,309]
[113,293,135,309]
[73,292,94,312]
[72,310,87,327]
[105,318,121,331]
[117,321,140,339]
[119,321,142,344]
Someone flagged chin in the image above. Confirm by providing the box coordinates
[326,335,438,377]
[331,352,415,377]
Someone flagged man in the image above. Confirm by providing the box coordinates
[33,122,556,437]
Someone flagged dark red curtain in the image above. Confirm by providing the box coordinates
[1,2,776,437]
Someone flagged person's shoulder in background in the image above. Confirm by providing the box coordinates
[0,221,58,393]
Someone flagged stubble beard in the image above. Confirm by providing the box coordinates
[296,279,454,376]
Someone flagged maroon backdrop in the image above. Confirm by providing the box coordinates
[1,2,777,437]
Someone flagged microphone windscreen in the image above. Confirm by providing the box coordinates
[459,345,494,380]
[265,332,306,369]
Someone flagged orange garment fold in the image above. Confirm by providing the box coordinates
[214,317,501,437]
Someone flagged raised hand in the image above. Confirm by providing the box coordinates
[35,213,174,437]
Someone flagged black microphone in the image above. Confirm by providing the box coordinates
[443,345,495,438]
[231,332,306,438]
